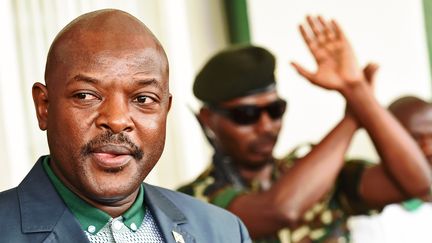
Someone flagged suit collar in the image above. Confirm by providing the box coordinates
[143,183,194,243]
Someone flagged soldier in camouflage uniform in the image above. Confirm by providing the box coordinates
[179,16,432,242]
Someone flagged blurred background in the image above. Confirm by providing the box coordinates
[1,0,432,241]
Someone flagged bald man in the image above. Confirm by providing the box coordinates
[389,96,432,166]
[0,9,250,243]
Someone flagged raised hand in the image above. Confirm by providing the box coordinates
[291,16,365,92]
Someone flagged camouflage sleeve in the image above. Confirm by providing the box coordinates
[336,159,432,214]
[179,182,244,209]
[210,187,244,209]
[177,174,245,209]
[335,159,374,215]
[177,184,195,196]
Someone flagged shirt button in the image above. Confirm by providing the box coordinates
[130,223,137,231]
[113,220,123,231]
[88,225,96,234]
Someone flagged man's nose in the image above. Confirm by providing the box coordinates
[254,111,274,133]
[95,95,134,133]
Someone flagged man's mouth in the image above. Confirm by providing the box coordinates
[91,144,133,170]
[253,143,274,155]
[250,136,277,155]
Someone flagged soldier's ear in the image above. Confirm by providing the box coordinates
[198,107,211,127]
[198,107,217,141]
[32,82,49,131]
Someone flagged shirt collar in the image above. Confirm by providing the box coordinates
[42,156,146,234]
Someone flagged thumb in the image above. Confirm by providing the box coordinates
[291,62,314,81]
[363,62,379,85]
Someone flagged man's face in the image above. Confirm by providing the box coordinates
[406,107,432,165]
[203,90,284,169]
[35,36,171,203]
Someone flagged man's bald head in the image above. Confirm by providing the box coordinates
[389,96,432,164]
[44,9,168,85]
[388,96,431,128]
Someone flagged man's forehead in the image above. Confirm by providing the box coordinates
[68,48,164,68]
[54,26,159,60]
[45,9,168,85]
[220,90,280,106]
[50,45,167,86]
[410,107,432,123]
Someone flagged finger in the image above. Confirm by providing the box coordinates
[363,63,379,83]
[299,24,314,47]
[299,25,319,57]
[299,25,327,63]
[317,16,336,42]
[291,62,315,81]
[306,15,323,39]
[331,19,346,41]
[307,16,327,47]
[364,63,379,79]
[317,16,339,54]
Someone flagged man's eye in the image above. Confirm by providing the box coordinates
[134,96,154,104]
[73,93,97,100]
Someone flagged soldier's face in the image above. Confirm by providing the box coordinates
[205,90,284,169]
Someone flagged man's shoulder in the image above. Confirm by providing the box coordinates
[0,187,19,209]
[0,187,39,242]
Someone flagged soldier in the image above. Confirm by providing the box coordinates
[179,16,431,242]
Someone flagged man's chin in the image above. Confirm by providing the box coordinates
[91,194,129,205]
[85,185,138,205]
[239,157,273,171]
[82,173,142,204]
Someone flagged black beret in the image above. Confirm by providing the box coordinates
[193,45,276,104]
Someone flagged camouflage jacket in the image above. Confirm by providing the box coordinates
[178,146,375,243]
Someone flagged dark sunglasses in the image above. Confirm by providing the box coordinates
[209,99,287,125]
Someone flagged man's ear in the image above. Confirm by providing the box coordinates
[198,107,217,138]
[198,107,211,128]
[167,93,173,111]
[32,82,49,131]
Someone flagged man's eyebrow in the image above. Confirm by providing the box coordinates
[71,74,100,84]
[135,78,163,90]
[69,74,163,90]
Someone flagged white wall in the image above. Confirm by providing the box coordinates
[248,0,431,161]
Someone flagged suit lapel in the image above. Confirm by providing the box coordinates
[18,157,88,243]
[42,209,89,243]
[144,183,195,243]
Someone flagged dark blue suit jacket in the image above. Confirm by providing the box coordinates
[0,157,251,243]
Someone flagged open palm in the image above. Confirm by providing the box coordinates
[292,16,364,91]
